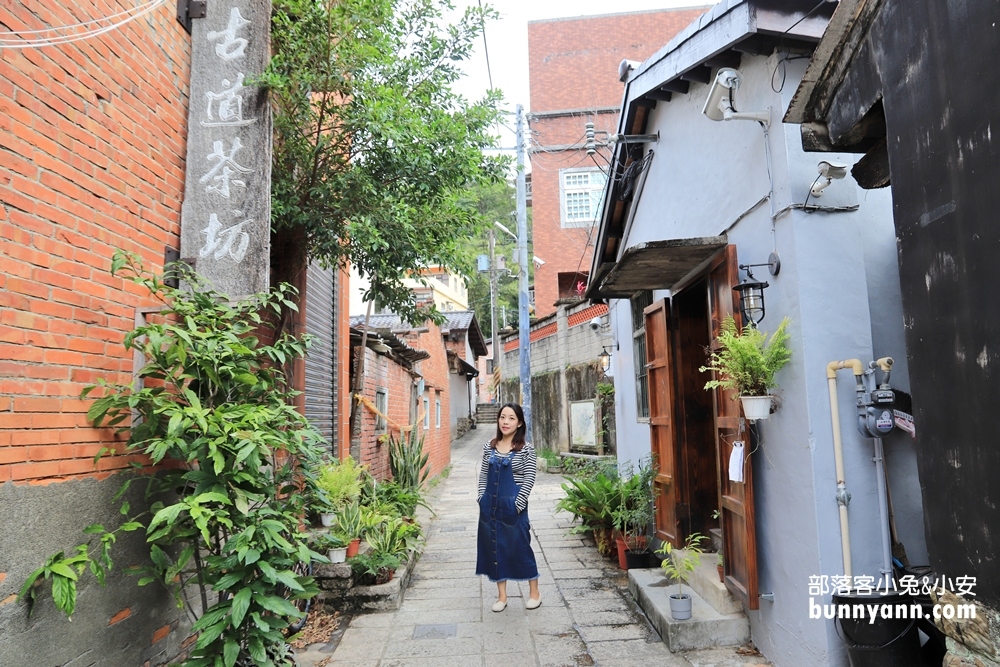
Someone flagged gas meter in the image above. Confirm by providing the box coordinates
[857,358,895,438]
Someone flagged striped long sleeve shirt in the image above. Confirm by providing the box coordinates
[477,442,537,512]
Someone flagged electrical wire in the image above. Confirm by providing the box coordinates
[779,0,831,37]
[0,0,167,48]
[476,0,494,92]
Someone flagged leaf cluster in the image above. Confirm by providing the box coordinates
[657,533,708,597]
[700,316,792,397]
[387,429,429,491]
[21,251,329,667]
[264,0,509,324]
[315,456,364,510]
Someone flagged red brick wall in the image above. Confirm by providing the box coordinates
[355,348,415,481]
[412,322,451,479]
[0,1,190,484]
[527,8,708,316]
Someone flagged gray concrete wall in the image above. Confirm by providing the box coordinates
[608,52,923,667]
[0,475,189,667]
[500,302,615,453]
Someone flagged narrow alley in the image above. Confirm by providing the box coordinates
[296,429,770,667]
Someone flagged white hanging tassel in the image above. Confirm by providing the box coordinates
[729,441,745,483]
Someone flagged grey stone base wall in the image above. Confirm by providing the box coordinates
[0,475,189,667]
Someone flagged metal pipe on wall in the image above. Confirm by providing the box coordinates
[826,359,864,579]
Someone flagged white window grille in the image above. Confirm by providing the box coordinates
[560,168,608,228]
[435,400,441,428]
[375,389,387,432]
[423,397,430,429]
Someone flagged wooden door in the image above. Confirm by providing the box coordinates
[707,246,760,610]
[644,298,679,546]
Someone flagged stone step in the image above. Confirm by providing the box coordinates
[629,569,750,652]
[672,548,743,616]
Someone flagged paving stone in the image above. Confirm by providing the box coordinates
[297,429,767,667]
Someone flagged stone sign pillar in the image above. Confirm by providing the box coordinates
[180,0,272,298]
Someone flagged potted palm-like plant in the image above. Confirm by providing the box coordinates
[700,316,791,421]
[657,533,708,620]
[333,502,364,558]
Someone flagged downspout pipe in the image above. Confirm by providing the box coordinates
[826,359,864,578]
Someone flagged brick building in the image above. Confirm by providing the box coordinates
[527,7,709,317]
[0,2,194,664]
[349,314,453,481]
[0,2,349,664]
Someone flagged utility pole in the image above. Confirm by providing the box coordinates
[515,104,532,437]
[488,228,500,400]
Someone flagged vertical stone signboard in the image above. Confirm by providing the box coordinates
[180,0,272,298]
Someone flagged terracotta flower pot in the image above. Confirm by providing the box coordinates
[717,564,725,582]
[346,538,361,558]
[615,536,628,570]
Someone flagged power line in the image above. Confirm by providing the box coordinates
[0,0,167,48]
[477,0,494,91]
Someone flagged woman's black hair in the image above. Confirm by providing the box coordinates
[491,402,527,451]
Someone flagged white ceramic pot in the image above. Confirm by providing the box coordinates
[328,547,347,563]
[320,513,335,527]
[740,395,772,421]
[669,592,693,620]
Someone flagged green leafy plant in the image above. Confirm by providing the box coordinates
[361,478,430,518]
[365,517,422,560]
[610,457,655,551]
[388,430,429,492]
[313,533,347,551]
[19,252,328,666]
[700,316,792,397]
[333,502,364,542]
[537,448,560,466]
[316,456,364,510]
[263,0,508,324]
[657,533,708,598]
[349,552,401,585]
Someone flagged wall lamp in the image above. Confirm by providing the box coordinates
[598,344,617,373]
[733,254,780,327]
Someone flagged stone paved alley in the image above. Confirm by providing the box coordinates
[296,429,770,667]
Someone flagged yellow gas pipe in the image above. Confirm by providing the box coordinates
[826,359,864,579]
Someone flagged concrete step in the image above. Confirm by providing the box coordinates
[629,569,750,652]
[673,549,743,616]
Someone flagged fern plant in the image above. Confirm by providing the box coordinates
[700,316,792,396]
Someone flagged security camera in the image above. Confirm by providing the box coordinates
[589,316,603,332]
[811,160,848,197]
[702,68,770,126]
[618,59,641,83]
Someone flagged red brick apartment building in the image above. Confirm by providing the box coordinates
[0,2,348,664]
[528,7,709,317]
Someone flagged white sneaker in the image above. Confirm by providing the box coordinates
[492,599,508,612]
[525,596,542,610]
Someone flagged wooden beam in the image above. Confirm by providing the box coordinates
[635,97,657,109]
[679,65,712,84]
[660,79,690,94]
[645,89,673,102]
[851,137,890,189]
[704,50,742,70]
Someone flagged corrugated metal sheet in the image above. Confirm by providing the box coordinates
[304,262,336,451]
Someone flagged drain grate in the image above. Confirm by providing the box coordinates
[413,624,458,639]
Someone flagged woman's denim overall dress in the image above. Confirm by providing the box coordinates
[476,450,539,582]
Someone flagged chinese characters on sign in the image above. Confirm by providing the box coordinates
[180,0,272,299]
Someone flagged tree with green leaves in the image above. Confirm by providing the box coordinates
[263,0,508,324]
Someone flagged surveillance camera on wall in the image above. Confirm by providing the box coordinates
[811,160,849,197]
[702,68,770,126]
[618,59,641,83]
[589,316,603,332]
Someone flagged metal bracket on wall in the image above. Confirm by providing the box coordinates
[177,0,207,34]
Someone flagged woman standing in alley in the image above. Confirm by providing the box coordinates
[476,402,542,611]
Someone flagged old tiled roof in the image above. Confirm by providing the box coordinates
[349,313,407,332]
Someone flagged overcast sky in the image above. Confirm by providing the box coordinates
[450,0,712,149]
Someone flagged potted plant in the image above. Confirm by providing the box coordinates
[315,532,349,563]
[316,456,364,525]
[700,315,791,421]
[333,502,364,558]
[611,457,655,569]
[717,553,725,583]
[349,552,402,585]
[657,533,708,620]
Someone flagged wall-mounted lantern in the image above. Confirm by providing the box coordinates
[734,254,780,327]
